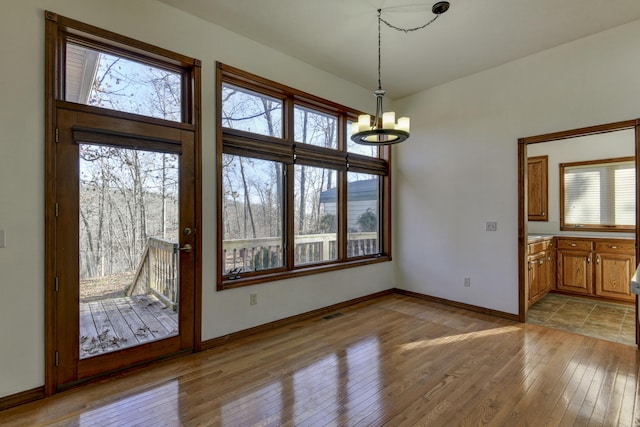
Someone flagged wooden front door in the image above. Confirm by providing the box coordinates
[53,109,196,389]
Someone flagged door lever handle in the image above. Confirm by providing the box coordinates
[175,243,192,254]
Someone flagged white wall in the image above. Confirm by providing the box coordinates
[527,129,635,237]
[0,0,393,398]
[393,19,640,314]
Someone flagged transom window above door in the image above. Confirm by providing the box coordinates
[65,42,184,122]
[60,30,198,125]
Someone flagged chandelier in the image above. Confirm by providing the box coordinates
[351,1,450,145]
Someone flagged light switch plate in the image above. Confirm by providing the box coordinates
[0,229,5,248]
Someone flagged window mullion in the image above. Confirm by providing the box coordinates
[285,162,296,271]
[338,171,347,260]
[338,113,346,260]
[338,114,347,152]
[382,174,392,255]
[285,95,296,269]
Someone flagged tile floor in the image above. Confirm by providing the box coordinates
[528,293,636,346]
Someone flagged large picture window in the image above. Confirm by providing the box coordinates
[217,63,391,289]
[560,157,635,232]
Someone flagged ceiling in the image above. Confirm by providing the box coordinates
[157,0,640,99]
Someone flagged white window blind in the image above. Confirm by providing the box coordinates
[563,160,635,228]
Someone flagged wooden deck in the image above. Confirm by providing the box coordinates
[80,294,178,358]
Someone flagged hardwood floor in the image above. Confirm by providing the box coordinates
[1,294,639,426]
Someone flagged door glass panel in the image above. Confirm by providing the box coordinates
[79,144,180,359]
[65,42,183,122]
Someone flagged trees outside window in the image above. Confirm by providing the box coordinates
[66,40,185,294]
[222,155,284,274]
[217,63,391,289]
[66,42,183,122]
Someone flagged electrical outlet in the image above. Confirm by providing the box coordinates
[464,277,471,287]
[486,221,497,232]
[250,293,258,306]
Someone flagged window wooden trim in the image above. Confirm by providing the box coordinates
[559,156,635,232]
[216,63,391,290]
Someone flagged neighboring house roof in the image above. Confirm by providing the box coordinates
[319,178,378,203]
[66,43,100,104]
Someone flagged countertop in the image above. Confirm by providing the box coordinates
[527,234,635,243]
[527,234,555,243]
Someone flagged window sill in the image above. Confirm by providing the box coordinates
[560,225,634,233]
[218,255,391,290]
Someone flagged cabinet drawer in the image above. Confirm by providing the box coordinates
[557,239,592,251]
[594,240,635,253]
[528,240,552,255]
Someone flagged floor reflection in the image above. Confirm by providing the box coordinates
[219,336,382,426]
[78,380,181,426]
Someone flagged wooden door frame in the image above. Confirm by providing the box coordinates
[44,11,202,395]
[517,119,640,348]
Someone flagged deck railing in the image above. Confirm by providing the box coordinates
[128,237,178,310]
[127,233,378,299]
[222,232,378,274]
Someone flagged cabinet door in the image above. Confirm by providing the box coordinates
[528,156,548,221]
[527,259,534,304]
[595,252,635,302]
[557,250,592,294]
[529,252,546,304]
[546,247,556,291]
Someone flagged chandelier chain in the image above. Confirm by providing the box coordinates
[376,8,442,90]
[377,9,382,90]
[379,13,441,34]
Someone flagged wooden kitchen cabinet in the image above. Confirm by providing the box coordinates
[528,156,548,222]
[528,252,545,305]
[594,240,636,302]
[527,237,554,306]
[557,247,592,295]
[555,237,635,303]
[546,240,556,291]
